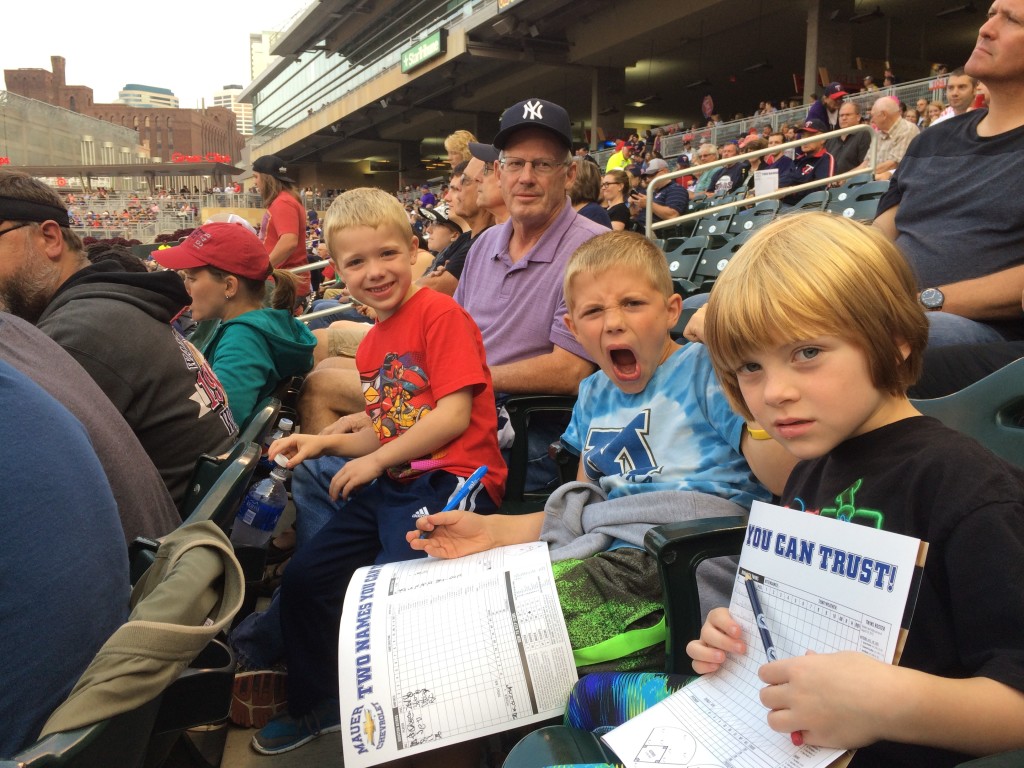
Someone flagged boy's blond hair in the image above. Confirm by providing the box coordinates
[563,231,673,312]
[705,212,928,420]
[322,187,414,250]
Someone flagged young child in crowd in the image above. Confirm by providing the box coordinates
[509,212,1024,768]
[251,187,507,755]
[410,230,794,673]
[686,212,1024,766]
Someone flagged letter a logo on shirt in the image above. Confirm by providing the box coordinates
[523,100,544,121]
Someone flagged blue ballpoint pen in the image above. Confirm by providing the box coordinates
[745,575,779,662]
[418,465,488,539]
[746,574,804,746]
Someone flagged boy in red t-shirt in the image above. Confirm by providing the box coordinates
[252,187,506,754]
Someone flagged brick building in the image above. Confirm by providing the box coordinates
[4,56,244,164]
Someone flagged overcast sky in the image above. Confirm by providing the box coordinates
[4,0,312,107]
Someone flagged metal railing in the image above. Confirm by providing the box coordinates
[299,301,356,325]
[289,259,330,274]
[642,122,877,239]
[593,74,942,169]
[287,259,352,326]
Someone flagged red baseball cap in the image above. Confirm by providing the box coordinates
[824,82,848,100]
[154,222,271,281]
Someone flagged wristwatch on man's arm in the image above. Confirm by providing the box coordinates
[919,287,944,311]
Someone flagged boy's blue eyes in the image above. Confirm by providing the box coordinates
[738,347,822,373]
[579,299,647,316]
[340,250,402,268]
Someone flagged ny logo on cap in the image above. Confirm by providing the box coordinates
[523,100,544,121]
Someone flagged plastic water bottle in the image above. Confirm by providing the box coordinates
[230,454,291,548]
[258,417,294,472]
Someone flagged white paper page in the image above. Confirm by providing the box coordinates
[338,541,578,767]
[753,168,779,196]
[602,501,923,768]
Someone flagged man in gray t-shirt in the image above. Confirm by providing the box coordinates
[874,8,1024,347]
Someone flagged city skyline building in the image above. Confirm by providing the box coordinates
[212,85,254,136]
[4,57,244,163]
[249,31,280,81]
[117,84,179,109]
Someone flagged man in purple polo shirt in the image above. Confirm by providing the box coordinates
[454,97,600,393]
[453,97,602,492]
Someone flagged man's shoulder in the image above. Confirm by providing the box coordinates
[569,209,611,234]
[906,110,980,153]
[559,207,609,249]
[39,292,145,342]
[466,218,511,255]
[894,118,920,139]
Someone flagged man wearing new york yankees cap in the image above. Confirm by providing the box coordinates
[452,96,603,488]
[297,97,601,493]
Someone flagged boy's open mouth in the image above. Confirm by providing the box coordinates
[610,348,640,380]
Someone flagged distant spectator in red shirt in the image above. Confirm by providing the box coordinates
[253,155,311,299]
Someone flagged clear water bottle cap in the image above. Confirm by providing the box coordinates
[273,453,291,469]
[279,418,294,431]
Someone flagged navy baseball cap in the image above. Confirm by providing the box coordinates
[468,141,500,163]
[492,98,573,150]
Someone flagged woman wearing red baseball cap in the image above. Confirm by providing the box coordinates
[154,222,316,426]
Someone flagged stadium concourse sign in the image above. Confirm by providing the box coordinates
[401,29,446,74]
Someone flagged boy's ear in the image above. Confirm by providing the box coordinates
[563,310,578,338]
[666,292,683,328]
[895,336,911,361]
[409,236,419,261]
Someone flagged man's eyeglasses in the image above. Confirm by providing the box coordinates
[0,222,31,239]
[499,157,568,175]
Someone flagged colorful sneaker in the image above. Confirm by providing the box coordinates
[230,667,288,729]
[250,701,342,755]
